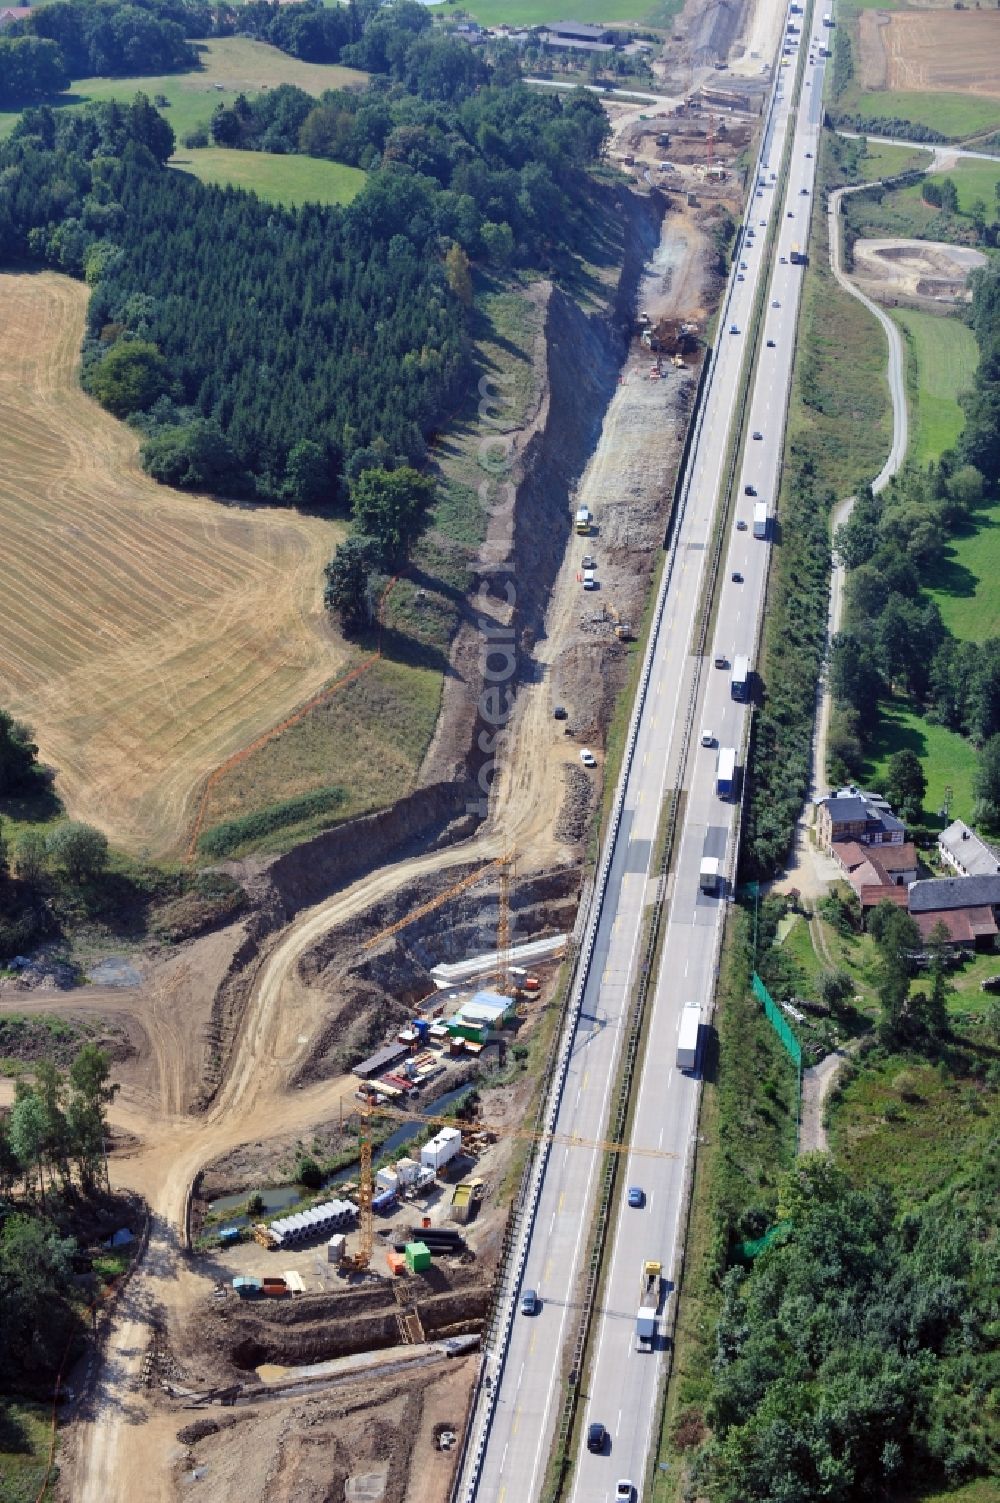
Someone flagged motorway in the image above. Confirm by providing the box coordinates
[465,13,831,1503]
[573,17,830,1502]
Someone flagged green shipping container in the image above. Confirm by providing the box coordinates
[404,1240,432,1272]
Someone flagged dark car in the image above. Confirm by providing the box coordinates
[766,338,776,347]
[554,705,568,720]
[752,430,763,440]
[731,571,744,583]
[744,484,756,496]
[587,1422,608,1454]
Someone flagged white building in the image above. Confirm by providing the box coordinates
[938,819,1000,879]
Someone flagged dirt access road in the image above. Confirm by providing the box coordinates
[58,199,715,1500]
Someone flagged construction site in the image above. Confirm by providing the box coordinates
[0,0,793,1495]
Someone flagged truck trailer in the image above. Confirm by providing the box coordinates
[730,655,750,702]
[635,1259,662,1351]
[753,501,769,539]
[716,746,737,799]
[699,856,722,895]
[676,1001,702,1070]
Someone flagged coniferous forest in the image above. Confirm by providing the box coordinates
[0,4,610,504]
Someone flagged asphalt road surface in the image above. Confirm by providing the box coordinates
[571,20,832,1503]
[465,15,832,1503]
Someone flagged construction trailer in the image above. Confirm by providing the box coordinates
[446,989,516,1043]
[421,1127,462,1173]
[327,1234,346,1264]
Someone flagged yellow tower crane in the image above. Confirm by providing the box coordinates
[350,850,518,1269]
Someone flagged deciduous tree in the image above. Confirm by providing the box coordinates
[47,822,108,884]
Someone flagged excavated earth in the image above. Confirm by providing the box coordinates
[40,167,724,1503]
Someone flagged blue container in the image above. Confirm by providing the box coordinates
[219,1225,241,1245]
[373,1188,397,1214]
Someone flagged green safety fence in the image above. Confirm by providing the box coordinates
[736,1219,792,1263]
[752,973,802,1066]
[751,972,802,1147]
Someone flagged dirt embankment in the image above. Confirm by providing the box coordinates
[183,184,664,1111]
[424,184,665,800]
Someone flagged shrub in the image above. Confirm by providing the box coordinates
[296,1156,323,1189]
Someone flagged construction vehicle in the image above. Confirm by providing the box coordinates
[636,1259,662,1351]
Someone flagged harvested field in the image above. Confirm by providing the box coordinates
[883,11,1000,99]
[0,271,345,857]
[851,237,986,306]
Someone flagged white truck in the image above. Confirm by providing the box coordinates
[716,745,737,799]
[699,855,722,895]
[635,1259,661,1352]
[753,501,768,539]
[676,1001,702,1070]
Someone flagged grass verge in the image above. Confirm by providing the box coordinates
[197,653,444,857]
[891,307,978,469]
[787,136,893,495]
[0,1401,57,1503]
[856,139,933,182]
[847,89,1000,141]
[651,907,798,1500]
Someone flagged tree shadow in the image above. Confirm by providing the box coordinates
[0,776,62,825]
[861,700,928,777]
[0,1403,32,1455]
[376,626,454,676]
[921,546,978,602]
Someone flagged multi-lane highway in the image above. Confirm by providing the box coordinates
[572,19,831,1502]
[460,12,831,1502]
